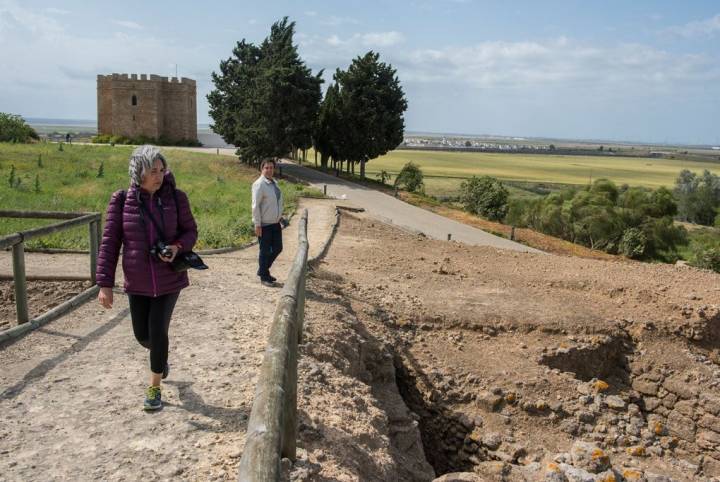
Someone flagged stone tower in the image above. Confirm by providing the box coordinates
[97,73,197,143]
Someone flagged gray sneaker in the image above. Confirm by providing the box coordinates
[143,385,162,411]
[260,278,276,287]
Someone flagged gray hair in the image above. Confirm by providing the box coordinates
[128,145,167,186]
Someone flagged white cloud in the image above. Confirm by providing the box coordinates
[317,15,359,26]
[300,32,719,102]
[396,38,720,90]
[0,1,216,119]
[666,14,720,38]
[43,7,69,15]
[360,31,405,47]
[318,31,405,49]
[112,20,142,30]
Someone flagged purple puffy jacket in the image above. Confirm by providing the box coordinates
[96,171,198,297]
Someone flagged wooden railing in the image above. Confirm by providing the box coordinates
[0,210,101,343]
[238,209,309,481]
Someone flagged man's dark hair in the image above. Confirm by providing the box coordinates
[260,159,276,169]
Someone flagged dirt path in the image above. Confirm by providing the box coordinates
[0,198,337,481]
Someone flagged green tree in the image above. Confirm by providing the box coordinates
[332,51,408,178]
[459,176,509,221]
[313,83,343,168]
[674,169,720,225]
[208,18,323,166]
[0,113,38,143]
[394,162,424,193]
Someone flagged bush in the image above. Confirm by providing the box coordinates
[691,247,720,272]
[619,228,646,259]
[395,162,424,193]
[91,134,201,147]
[0,113,38,143]
[459,176,509,221]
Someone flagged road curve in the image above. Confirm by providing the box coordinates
[280,161,542,253]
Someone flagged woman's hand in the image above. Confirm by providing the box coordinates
[255,226,262,237]
[160,244,180,263]
[98,287,114,309]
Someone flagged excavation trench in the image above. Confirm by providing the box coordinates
[301,265,720,479]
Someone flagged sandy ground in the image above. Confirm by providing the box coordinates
[0,198,336,482]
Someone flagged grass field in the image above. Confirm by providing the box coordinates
[0,143,317,249]
[358,149,720,197]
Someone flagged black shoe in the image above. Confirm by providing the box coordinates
[268,275,277,282]
[162,362,169,380]
[260,277,276,287]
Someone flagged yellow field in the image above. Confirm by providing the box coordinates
[360,149,720,196]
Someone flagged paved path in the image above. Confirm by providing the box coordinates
[169,147,538,252]
[280,161,541,253]
[0,198,336,481]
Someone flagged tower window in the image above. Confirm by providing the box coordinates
[131,95,137,106]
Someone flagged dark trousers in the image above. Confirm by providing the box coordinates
[128,292,179,374]
[257,223,283,279]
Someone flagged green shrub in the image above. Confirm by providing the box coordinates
[691,247,720,272]
[459,175,509,221]
[0,113,38,143]
[394,162,424,193]
[620,227,646,259]
[91,134,201,147]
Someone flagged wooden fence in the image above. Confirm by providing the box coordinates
[238,209,309,481]
[0,210,101,343]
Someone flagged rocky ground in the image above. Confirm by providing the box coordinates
[289,212,720,481]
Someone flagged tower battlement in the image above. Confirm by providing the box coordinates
[96,73,196,85]
[96,72,197,143]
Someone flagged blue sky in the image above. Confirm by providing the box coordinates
[1,0,718,144]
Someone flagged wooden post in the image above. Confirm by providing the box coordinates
[282,304,298,461]
[510,226,516,241]
[447,233,452,241]
[12,242,29,324]
[323,184,327,196]
[298,264,306,342]
[89,220,99,284]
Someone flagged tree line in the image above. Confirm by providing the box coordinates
[454,170,720,271]
[208,18,407,177]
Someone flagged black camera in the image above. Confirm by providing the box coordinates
[150,241,173,260]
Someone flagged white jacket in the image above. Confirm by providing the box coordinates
[251,175,283,227]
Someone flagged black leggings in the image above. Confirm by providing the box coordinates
[128,292,179,374]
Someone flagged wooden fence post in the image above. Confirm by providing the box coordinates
[12,242,29,324]
[282,305,298,461]
[89,220,99,284]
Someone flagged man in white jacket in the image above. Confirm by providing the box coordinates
[251,159,285,286]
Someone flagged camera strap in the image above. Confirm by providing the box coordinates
[138,195,168,243]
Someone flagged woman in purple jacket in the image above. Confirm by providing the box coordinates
[96,145,198,411]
